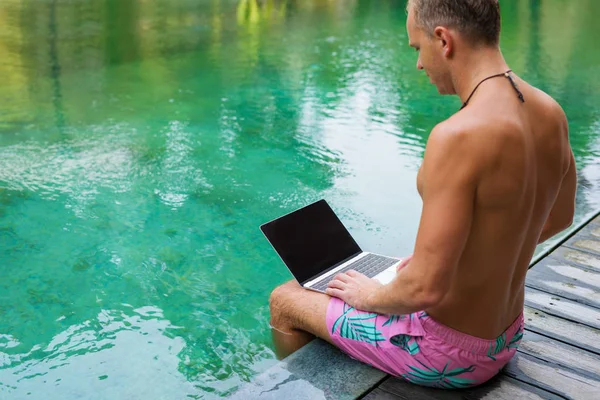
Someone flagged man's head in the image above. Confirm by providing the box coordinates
[406,0,501,94]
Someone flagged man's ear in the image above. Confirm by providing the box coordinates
[433,26,453,58]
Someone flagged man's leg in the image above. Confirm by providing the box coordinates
[269,280,334,359]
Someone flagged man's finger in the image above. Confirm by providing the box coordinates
[333,273,349,283]
[347,270,368,280]
[325,288,343,298]
[327,279,345,290]
[397,257,412,271]
[396,260,404,271]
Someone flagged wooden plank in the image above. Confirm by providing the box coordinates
[524,287,600,330]
[545,246,600,273]
[575,219,600,237]
[564,233,600,257]
[361,381,452,400]
[587,222,600,236]
[545,215,599,258]
[518,331,600,380]
[362,388,402,400]
[504,352,600,399]
[525,256,600,309]
[463,376,565,400]
[367,375,563,400]
[567,217,598,237]
[523,306,600,355]
[565,239,600,256]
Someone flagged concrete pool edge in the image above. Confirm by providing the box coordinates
[229,339,385,399]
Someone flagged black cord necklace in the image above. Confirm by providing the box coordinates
[460,69,525,110]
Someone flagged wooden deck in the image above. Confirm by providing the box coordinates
[363,214,600,400]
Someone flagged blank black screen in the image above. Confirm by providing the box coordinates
[260,200,362,284]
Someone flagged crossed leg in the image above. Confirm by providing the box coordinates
[269,280,334,359]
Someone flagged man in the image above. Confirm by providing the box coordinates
[269,0,576,388]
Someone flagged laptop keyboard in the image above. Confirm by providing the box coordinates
[309,253,399,293]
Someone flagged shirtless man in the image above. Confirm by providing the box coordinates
[268,0,576,387]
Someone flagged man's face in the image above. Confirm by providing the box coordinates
[406,8,454,95]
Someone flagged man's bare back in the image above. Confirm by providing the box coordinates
[421,77,576,339]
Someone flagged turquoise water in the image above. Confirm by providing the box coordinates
[1,0,599,398]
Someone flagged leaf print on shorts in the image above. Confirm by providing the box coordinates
[331,303,385,345]
[402,360,476,389]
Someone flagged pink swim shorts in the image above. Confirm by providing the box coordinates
[326,297,524,388]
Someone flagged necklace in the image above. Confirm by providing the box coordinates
[460,69,525,110]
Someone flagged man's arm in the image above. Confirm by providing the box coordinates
[363,126,477,315]
[538,149,576,244]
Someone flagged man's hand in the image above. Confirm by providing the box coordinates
[325,270,383,311]
[397,254,413,272]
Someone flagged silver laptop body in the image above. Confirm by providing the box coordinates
[260,199,400,293]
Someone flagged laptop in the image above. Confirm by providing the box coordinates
[260,199,401,293]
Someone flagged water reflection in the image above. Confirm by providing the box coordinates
[0,0,599,398]
[0,307,198,399]
[48,0,66,130]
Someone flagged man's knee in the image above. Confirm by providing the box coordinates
[269,280,301,325]
[269,280,332,342]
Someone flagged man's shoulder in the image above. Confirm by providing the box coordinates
[426,120,465,150]
[530,84,564,110]
[529,85,568,125]
[424,119,482,166]
[428,115,488,147]
[425,113,511,171]
[422,120,484,184]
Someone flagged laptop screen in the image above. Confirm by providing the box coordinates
[260,199,362,284]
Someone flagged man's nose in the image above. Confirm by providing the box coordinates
[417,58,424,70]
